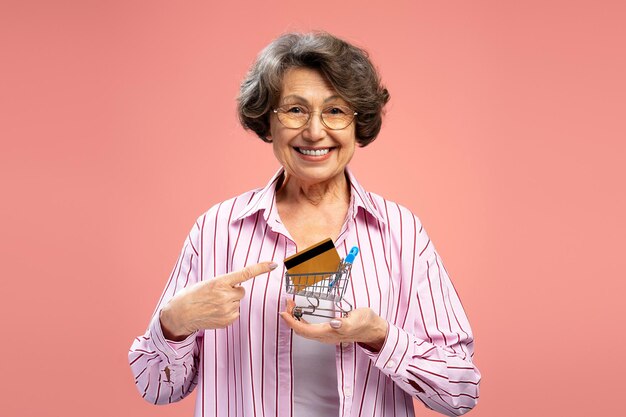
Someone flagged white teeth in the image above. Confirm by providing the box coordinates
[298,148,330,156]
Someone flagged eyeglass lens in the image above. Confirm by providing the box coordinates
[276,106,356,130]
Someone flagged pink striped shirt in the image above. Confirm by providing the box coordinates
[129,168,480,416]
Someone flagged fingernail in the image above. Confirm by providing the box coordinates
[330,319,342,329]
[269,262,278,270]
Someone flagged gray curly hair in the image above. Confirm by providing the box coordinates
[237,32,390,146]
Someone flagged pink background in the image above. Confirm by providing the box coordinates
[2,1,625,416]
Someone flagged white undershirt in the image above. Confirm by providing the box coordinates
[292,296,341,416]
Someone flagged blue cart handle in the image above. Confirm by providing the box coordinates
[344,247,359,264]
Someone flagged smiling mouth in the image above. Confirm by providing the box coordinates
[294,147,334,156]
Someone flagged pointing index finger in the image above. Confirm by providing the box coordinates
[223,261,278,286]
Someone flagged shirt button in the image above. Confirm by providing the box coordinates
[344,387,353,397]
[386,360,396,369]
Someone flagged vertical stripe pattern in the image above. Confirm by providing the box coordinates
[129,168,480,417]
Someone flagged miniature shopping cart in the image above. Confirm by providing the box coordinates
[285,247,359,319]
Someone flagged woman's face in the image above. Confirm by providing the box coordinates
[268,67,357,186]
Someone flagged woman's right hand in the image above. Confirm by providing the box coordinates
[159,261,278,341]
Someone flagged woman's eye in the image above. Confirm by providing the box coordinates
[286,106,306,114]
[326,107,347,115]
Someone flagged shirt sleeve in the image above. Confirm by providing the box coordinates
[128,218,204,405]
[360,215,481,416]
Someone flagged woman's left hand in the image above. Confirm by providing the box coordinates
[279,299,389,351]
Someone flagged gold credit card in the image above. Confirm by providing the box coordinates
[284,238,341,288]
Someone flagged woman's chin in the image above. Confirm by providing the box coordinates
[286,165,345,185]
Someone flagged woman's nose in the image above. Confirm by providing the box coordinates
[302,112,326,141]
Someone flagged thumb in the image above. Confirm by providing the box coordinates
[329,319,343,329]
[223,261,278,286]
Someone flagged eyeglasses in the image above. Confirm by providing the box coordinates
[273,105,358,130]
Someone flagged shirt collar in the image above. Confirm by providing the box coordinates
[345,167,387,225]
[231,168,283,225]
[231,167,387,225]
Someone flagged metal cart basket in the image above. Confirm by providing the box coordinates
[285,258,355,320]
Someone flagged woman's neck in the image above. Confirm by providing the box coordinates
[277,171,350,207]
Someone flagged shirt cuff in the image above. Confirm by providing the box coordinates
[359,322,410,377]
[148,311,198,365]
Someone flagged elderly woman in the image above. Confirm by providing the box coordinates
[129,32,480,417]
